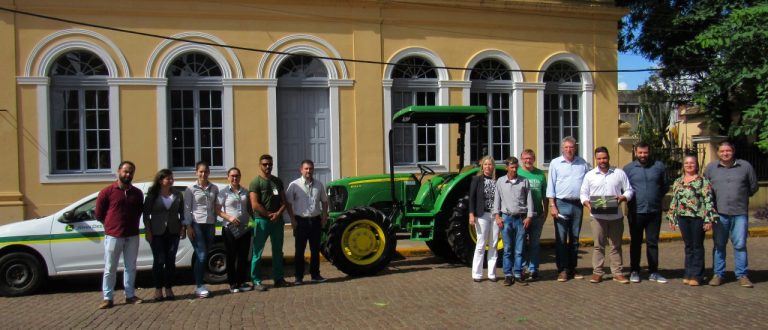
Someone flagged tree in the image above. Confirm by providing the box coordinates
[618,1,768,150]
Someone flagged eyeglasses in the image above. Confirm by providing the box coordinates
[261,163,273,167]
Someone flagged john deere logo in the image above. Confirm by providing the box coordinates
[65,225,74,232]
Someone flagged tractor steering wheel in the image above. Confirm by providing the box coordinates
[417,164,435,176]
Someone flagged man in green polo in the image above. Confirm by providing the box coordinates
[249,154,290,291]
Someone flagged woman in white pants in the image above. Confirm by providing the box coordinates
[469,156,502,282]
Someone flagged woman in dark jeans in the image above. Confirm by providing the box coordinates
[217,167,253,293]
[666,154,718,286]
[143,169,185,301]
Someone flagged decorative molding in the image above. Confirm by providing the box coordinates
[35,41,120,78]
[514,82,545,90]
[464,49,524,82]
[154,44,233,79]
[146,31,243,78]
[107,78,166,86]
[537,52,594,85]
[222,79,277,87]
[17,77,49,85]
[257,34,348,79]
[438,80,472,88]
[266,45,338,80]
[25,28,130,77]
[329,79,354,87]
[383,47,450,81]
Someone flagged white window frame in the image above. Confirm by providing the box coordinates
[19,35,126,183]
[536,53,594,168]
[383,48,450,173]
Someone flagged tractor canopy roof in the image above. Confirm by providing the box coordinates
[392,105,488,124]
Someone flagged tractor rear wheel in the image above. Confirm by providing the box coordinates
[446,195,503,265]
[326,207,397,276]
[425,213,458,260]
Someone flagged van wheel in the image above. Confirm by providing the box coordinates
[0,252,45,296]
[203,243,227,284]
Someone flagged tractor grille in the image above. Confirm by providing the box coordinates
[327,186,348,212]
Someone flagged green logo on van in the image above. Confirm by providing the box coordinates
[65,225,74,232]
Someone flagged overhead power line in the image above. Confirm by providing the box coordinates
[0,6,664,74]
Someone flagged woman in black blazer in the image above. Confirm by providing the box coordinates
[469,156,502,282]
[143,169,185,301]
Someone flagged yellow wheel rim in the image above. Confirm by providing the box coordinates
[469,222,504,250]
[341,219,386,266]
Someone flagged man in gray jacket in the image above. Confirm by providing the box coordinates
[704,141,759,288]
[493,156,533,286]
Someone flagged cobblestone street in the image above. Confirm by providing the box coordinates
[2,237,768,329]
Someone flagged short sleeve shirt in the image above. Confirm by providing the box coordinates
[249,175,285,214]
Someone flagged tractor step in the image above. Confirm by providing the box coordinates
[408,218,434,241]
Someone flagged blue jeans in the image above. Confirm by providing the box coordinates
[678,216,705,282]
[554,199,583,274]
[102,235,139,300]
[523,214,545,273]
[501,214,525,277]
[190,223,215,287]
[713,214,749,278]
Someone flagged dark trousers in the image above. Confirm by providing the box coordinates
[223,226,253,287]
[628,212,661,273]
[678,216,705,282]
[294,216,322,279]
[149,231,180,289]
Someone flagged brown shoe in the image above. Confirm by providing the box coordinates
[572,272,584,280]
[688,279,700,286]
[98,300,113,309]
[613,274,630,284]
[709,275,723,286]
[682,278,690,285]
[738,276,754,288]
[590,273,602,283]
[125,296,144,305]
[557,271,568,282]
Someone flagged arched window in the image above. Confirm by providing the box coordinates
[469,59,512,162]
[167,52,224,169]
[391,56,438,165]
[277,55,327,79]
[49,50,110,173]
[543,61,581,163]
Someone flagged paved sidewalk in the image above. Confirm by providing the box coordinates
[3,238,768,328]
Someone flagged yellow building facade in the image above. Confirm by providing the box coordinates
[0,0,625,222]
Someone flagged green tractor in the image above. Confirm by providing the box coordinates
[322,105,506,276]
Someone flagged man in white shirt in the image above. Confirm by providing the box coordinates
[580,147,633,284]
[286,160,329,285]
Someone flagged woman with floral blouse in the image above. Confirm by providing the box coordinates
[665,154,719,286]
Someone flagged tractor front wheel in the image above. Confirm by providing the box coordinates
[326,207,396,276]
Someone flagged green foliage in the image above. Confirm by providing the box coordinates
[618,1,768,151]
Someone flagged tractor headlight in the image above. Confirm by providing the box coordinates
[327,186,348,212]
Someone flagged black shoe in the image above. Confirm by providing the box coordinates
[515,277,528,286]
[503,276,514,286]
[527,272,539,282]
[489,277,498,282]
[473,278,482,283]
[273,279,292,288]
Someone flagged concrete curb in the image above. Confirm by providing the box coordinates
[265,227,768,263]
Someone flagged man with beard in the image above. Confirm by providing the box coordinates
[623,142,669,283]
[580,147,633,284]
[95,161,144,309]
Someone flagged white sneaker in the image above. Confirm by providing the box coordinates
[196,286,210,298]
[239,283,253,292]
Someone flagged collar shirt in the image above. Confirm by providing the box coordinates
[183,182,219,225]
[580,167,634,220]
[623,160,669,214]
[95,182,144,237]
[217,185,251,226]
[545,155,591,200]
[286,177,328,218]
[704,159,759,215]
[492,175,534,218]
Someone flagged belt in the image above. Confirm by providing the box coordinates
[296,215,321,221]
[558,197,580,202]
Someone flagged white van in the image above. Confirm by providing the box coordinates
[0,181,229,296]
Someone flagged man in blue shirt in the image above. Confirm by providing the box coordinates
[546,136,591,282]
[623,142,669,284]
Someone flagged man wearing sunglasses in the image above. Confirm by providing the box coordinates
[249,154,290,291]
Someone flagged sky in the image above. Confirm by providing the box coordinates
[617,52,657,90]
